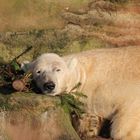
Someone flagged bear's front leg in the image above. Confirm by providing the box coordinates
[77,113,103,140]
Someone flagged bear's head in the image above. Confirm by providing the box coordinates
[21,53,78,95]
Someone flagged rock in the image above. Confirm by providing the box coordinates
[0,93,81,140]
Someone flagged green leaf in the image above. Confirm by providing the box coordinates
[59,92,86,116]
[11,60,20,71]
[62,104,70,114]
[72,92,87,98]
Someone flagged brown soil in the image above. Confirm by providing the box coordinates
[92,1,140,47]
[63,0,140,48]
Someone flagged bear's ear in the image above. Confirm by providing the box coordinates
[21,61,34,72]
[67,57,78,71]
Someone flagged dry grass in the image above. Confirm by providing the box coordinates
[85,0,140,47]
[0,0,89,32]
[0,0,139,47]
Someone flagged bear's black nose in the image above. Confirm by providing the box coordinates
[43,81,55,92]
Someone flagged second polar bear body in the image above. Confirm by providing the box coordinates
[26,46,140,140]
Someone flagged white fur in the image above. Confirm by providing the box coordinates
[22,46,140,140]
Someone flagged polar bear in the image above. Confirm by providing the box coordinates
[23,46,140,140]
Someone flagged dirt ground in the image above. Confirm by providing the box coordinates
[0,0,139,48]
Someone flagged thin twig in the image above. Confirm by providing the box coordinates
[11,46,33,62]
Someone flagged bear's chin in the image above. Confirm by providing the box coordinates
[42,90,58,96]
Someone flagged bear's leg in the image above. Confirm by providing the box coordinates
[111,109,140,140]
[78,113,103,139]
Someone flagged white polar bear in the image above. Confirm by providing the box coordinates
[23,46,140,140]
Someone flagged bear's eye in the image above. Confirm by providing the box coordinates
[56,69,61,72]
[36,70,41,74]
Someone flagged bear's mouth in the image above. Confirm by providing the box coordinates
[42,90,56,95]
[42,87,57,95]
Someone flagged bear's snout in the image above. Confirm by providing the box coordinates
[43,81,55,93]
